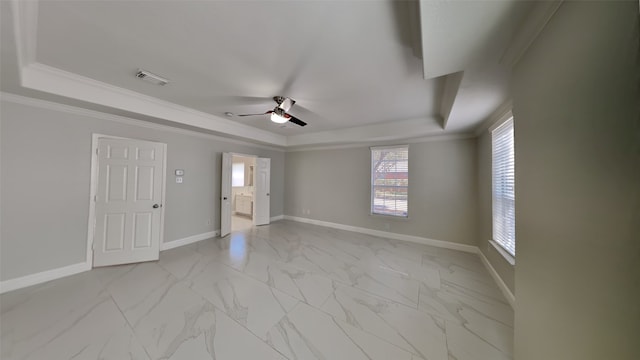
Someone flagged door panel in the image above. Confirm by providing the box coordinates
[220,152,232,237]
[254,158,270,226]
[93,138,164,267]
[135,166,154,200]
[104,213,125,251]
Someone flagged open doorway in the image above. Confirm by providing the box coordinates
[231,154,256,231]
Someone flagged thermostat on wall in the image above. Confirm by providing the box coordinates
[175,169,184,176]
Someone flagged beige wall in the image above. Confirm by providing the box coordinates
[284,138,478,245]
[512,2,639,359]
[477,129,515,293]
[0,99,285,281]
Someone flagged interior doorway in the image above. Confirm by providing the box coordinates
[220,152,270,237]
[231,154,256,231]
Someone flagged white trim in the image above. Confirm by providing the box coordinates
[488,113,514,134]
[0,262,91,294]
[370,144,409,151]
[500,0,564,68]
[270,215,284,222]
[478,250,516,308]
[87,134,167,268]
[489,239,516,266]
[474,100,513,136]
[19,63,287,147]
[0,92,285,152]
[287,133,475,152]
[160,231,220,251]
[283,215,477,253]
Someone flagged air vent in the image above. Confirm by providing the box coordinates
[135,69,169,86]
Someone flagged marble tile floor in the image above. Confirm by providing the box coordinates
[0,220,514,360]
[232,214,254,232]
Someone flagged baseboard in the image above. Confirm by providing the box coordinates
[283,215,477,253]
[160,230,219,251]
[270,215,284,222]
[478,250,516,308]
[0,261,91,294]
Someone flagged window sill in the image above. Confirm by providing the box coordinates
[489,240,515,266]
[369,213,410,221]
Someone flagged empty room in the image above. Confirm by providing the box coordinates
[0,1,638,359]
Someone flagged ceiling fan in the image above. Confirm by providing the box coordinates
[237,96,307,127]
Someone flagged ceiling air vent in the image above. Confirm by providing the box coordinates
[135,69,169,86]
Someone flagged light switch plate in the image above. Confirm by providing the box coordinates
[176,177,183,184]
[175,169,184,176]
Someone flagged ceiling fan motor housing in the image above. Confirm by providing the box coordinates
[274,96,295,111]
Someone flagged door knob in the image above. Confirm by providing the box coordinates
[266,193,270,196]
[153,204,160,208]
[223,197,228,200]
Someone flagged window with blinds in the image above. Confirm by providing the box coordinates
[371,145,408,217]
[492,118,516,256]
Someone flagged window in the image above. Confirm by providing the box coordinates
[371,145,408,217]
[492,117,516,257]
[232,163,244,187]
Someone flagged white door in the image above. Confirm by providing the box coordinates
[93,138,165,267]
[254,157,271,225]
[220,152,232,237]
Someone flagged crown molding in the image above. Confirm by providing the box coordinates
[0,92,286,152]
[286,132,475,152]
[286,116,443,148]
[500,0,564,68]
[474,99,513,136]
[19,63,288,146]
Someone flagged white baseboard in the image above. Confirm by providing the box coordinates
[270,215,284,222]
[0,261,91,294]
[478,250,516,308]
[283,215,515,307]
[283,215,477,253]
[160,230,219,251]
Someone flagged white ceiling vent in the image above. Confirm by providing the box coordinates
[135,69,169,86]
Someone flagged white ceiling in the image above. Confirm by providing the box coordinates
[1,0,537,149]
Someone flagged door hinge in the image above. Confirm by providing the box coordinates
[94,195,97,202]
[96,148,99,155]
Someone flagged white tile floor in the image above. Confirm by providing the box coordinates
[0,220,513,360]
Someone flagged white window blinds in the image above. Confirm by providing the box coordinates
[371,146,408,217]
[492,118,516,256]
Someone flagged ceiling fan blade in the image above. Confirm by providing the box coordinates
[237,111,270,117]
[287,114,307,127]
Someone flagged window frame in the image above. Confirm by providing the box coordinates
[491,116,516,260]
[370,145,409,218]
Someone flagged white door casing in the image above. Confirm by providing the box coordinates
[220,152,232,237]
[92,137,165,267]
[254,157,271,226]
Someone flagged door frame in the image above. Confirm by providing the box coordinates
[86,133,168,268]
[226,152,258,229]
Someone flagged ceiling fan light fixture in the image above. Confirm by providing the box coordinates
[270,112,288,124]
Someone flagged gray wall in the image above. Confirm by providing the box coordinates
[477,129,515,293]
[284,139,478,245]
[512,2,639,359]
[0,99,284,281]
